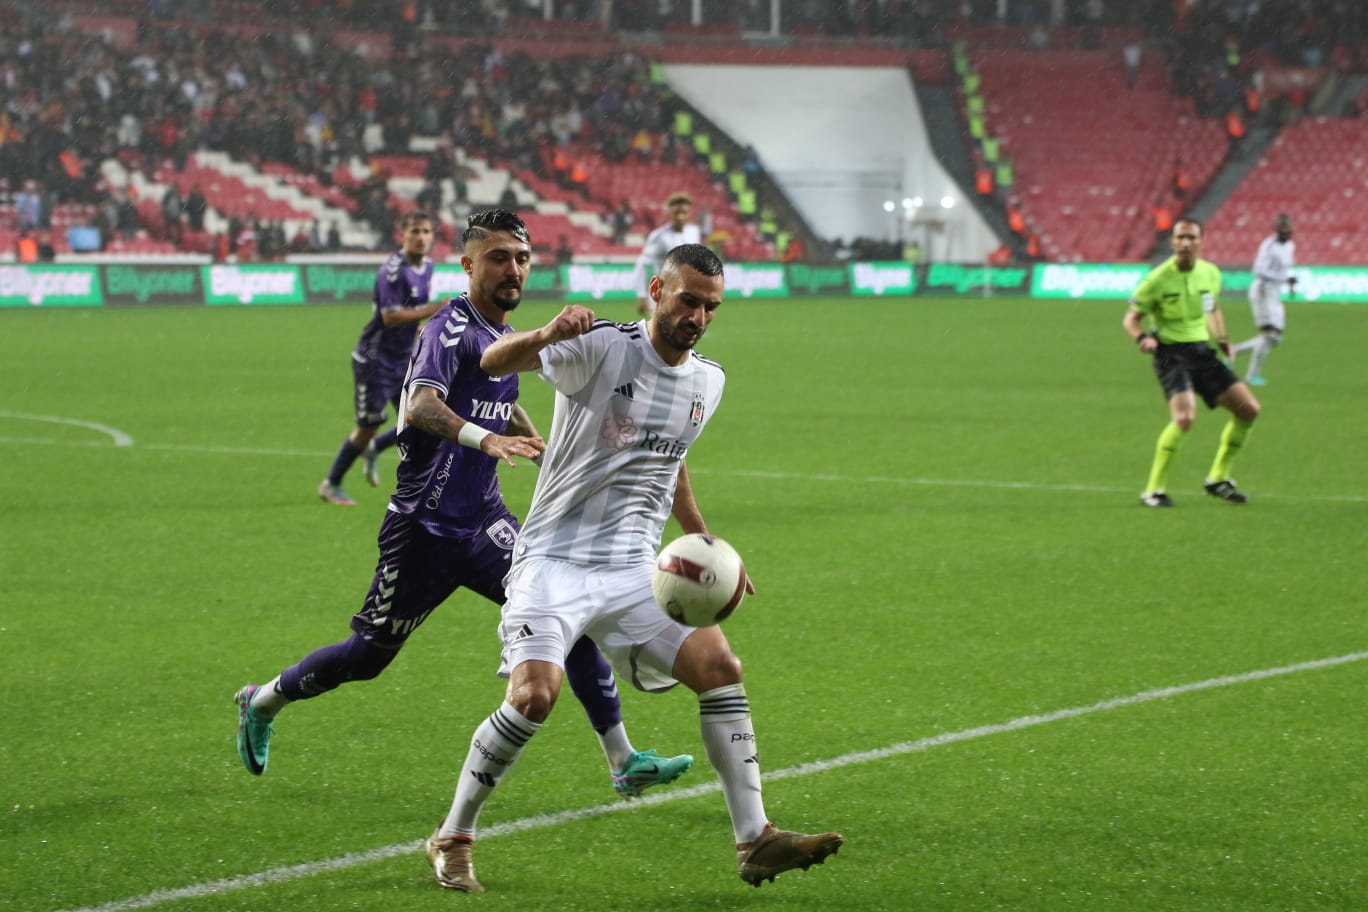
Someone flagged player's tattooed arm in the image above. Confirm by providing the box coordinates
[406,384,545,465]
[507,403,539,438]
[405,384,465,440]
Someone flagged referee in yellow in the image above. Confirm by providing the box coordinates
[1123,218,1262,507]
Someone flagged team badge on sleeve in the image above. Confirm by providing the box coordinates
[486,518,518,550]
[690,391,706,426]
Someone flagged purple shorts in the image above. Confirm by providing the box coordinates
[350,508,519,647]
[352,356,407,428]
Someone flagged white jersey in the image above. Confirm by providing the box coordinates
[514,319,725,567]
[633,222,702,298]
[1252,234,1295,284]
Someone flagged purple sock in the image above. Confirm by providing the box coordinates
[371,428,398,453]
[564,637,623,733]
[326,438,363,486]
[278,634,398,700]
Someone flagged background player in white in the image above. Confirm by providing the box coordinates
[423,244,843,893]
[1232,213,1295,386]
[632,191,701,316]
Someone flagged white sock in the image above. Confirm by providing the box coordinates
[1232,335,1258,356]
[1247,336,1271,378]
[250,676,289,718]
[439,701,541,839]
[597,722,635,771]
[698,684,767,844]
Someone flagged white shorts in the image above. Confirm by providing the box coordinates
[1248,279,1286,331]
[497,557,693,693]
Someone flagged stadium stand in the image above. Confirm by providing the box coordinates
[1203,117,1368,265]
[4,0,1368,265]
[0,3,774,261]
[968,47,1228,263]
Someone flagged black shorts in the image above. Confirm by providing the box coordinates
[1152,341,1239,408]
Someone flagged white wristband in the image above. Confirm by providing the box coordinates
[457,422,492,450]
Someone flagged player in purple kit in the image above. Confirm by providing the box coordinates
[237,211,692,805]
[319,211,440,505]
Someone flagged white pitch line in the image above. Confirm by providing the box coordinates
[695,466,1132,494]
[0,437,329,458]
[1,434,1364,503]
[139,442,331,458]
[52,649,1368,912]
[688,466,1368,505]
[0,410,134,446]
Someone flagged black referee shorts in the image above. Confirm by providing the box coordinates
[1152,341,1239,408]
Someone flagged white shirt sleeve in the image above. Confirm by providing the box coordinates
[537,324,610,397]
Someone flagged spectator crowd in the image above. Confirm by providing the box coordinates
[3,0,1367,258]
[0,1,686,254]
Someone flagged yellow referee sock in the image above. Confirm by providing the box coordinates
[1208,417,1254,482]
[1143,422,1185,496]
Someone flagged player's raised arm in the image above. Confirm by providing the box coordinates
[480,304,595,375]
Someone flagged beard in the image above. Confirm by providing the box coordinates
[490,283,522,311]
[656,312,704,351]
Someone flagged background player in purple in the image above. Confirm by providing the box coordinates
[237,210,691,808]
[319,211,440,506]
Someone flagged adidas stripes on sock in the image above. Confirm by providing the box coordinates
[699,684,768,844]
[439,701,541,839]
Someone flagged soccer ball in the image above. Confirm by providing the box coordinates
[652,533,747,627]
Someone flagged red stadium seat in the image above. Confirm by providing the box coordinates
[971,49,1225,262]
[1204,118,1368,265]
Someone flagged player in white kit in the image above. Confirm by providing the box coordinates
[633,191,701,315]
[423,244,843,893]
[1233,213,1295,386]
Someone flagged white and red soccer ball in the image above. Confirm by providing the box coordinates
[652,533,747,627]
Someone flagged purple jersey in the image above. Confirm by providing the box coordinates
[389,294,521,538]
[353,252,434,365]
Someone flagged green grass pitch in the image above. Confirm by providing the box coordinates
[2,294,1366,911]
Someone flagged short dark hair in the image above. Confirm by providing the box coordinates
[662,243,723,278]
[463,209,530,246]
[401,211,433,229]
[1173,216,1202,232]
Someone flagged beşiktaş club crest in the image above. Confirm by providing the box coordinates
[690,390,706,426]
